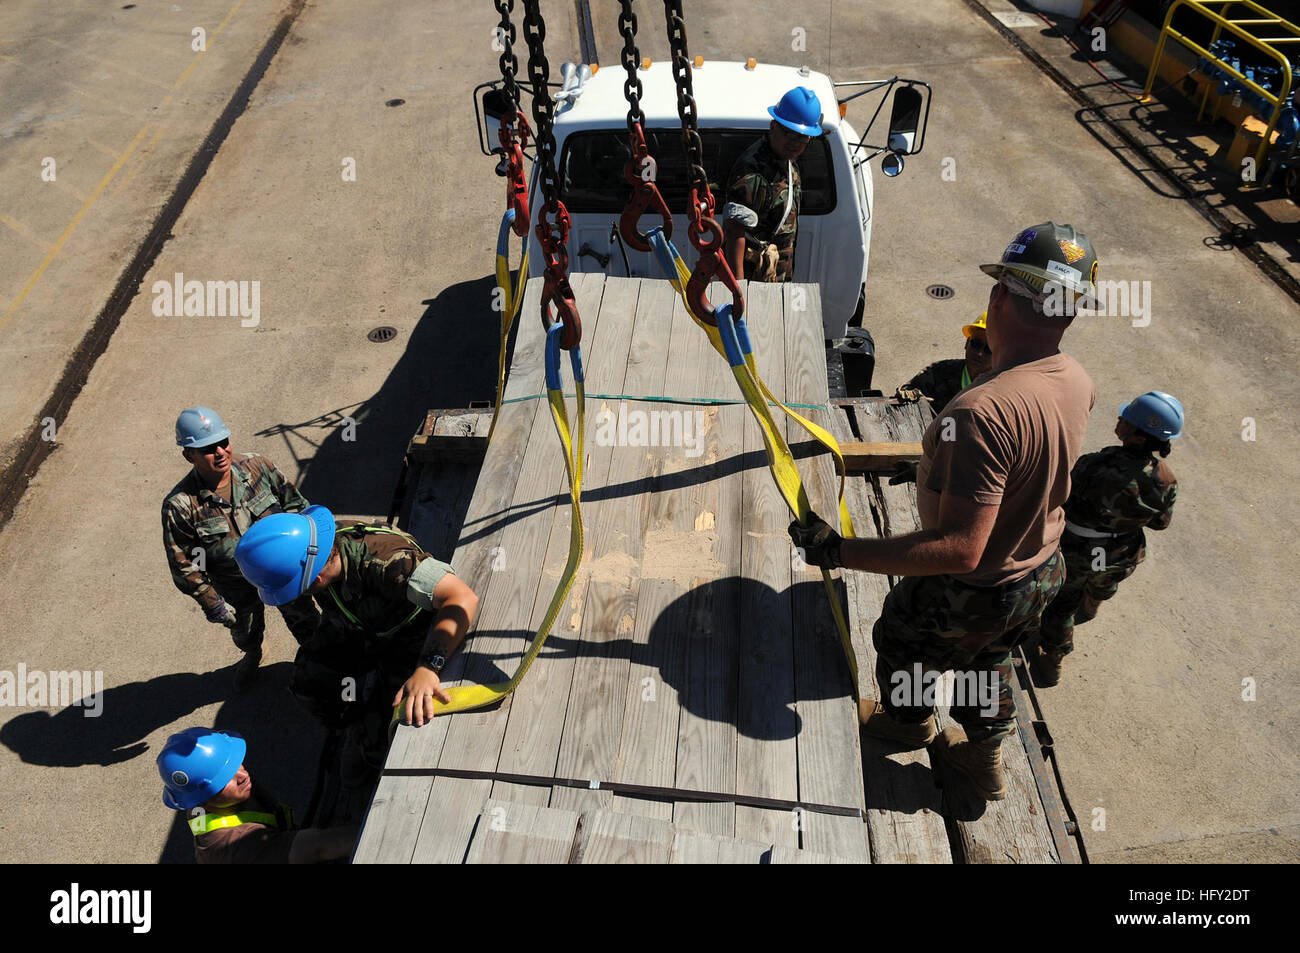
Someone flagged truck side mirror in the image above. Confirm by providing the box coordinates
[887,85,923,155]
[483,87,512,124]
[881,153,905,177]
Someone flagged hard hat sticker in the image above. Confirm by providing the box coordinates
[1089,260,1099,286]
[1004,242,1027,258]
[1046,260,1082,282]
[1014,228,1037,245]
[1058,240,1086,263]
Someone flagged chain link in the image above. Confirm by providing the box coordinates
[522,0,560,222]
[662,0,708,204]
[619,0,644,133]
[494,0,519,115]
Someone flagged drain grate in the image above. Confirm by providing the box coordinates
[367,326,398,343]
[925,283,955,300]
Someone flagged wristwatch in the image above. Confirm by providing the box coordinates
[420,652,447,673]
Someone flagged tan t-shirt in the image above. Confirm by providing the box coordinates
[916,353,1095,586]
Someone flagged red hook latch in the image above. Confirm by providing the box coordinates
[619,124,673,253]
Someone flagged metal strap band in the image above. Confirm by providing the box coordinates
[380,766,864,820]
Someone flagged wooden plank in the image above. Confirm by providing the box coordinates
[668,829,771,864]
[487,275,643,809]
[838,441,923,472]
[768,844,860,864]
[733,280,800,848]
[464,799,580,864]
[408,272,610,863]
[783,282,870,863]
[548,278,675,817]
[665,283,743,838]
[605,281,685,824]
[572,809,673,864]
[830,407,953,865]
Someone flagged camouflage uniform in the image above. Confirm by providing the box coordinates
[162,453,320,651]
[897,358,971,414]
[724,137,801,281]
[290,522,455,728]
[1035,445,1177,656]
[874,550,1063,744]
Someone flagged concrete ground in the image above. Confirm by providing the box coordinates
[0,0,1295,864]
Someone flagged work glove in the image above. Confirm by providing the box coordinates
[206,600,238,630]
[888,461,919,486]
[788,512,844,570]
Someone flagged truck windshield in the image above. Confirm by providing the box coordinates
[558,128,836,215]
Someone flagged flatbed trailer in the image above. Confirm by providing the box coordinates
[355,275,1080,864]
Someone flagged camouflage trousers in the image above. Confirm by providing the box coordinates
[218,576,320,653]
[873,550,1064,743]
[289,618,425,728]
[1035,531,1145,656]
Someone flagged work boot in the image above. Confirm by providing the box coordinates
[232,648,262,693]
[858,699,936,748]
[932,726,1007,801]
[1029,646,1066,687]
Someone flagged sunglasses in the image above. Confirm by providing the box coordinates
[196,438,230,455]
[966,337,991,356]
[778,126,811,144]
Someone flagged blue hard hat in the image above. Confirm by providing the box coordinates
[769,87,824,137]
[158,727,246,810]
[176,406,231,448]
[234,505,336,606]
[1119,391,1184,440]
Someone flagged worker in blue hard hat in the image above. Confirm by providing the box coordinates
[161,406,320,692]
[235,506,479,788]
[1029,391,1182,687]
[158,726,357,863]
[722,86,824,282]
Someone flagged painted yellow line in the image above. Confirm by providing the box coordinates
[0,214,54,253]
[88,139,121,159]
[0,0,246,334]
[112,129,165,199]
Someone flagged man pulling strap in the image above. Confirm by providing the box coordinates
[791,222,1097,801]
[234,506,479,784]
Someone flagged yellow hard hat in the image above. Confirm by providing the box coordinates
[963,312,987,338]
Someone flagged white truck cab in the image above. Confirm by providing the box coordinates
[479,60,929,343]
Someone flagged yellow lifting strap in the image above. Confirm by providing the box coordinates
[489,208,531,443]
[422,323,585,717]
[649,230,858,690]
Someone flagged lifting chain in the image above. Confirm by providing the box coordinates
[522,0,581,349]
[661,0,743,322]
[618,0,672,252]
[494,0,531,238]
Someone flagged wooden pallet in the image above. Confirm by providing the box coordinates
[355,276,1066,864]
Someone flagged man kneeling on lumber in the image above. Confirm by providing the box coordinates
[790,223,1096,801]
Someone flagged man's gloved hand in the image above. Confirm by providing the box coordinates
[788,512,844,570]
[206,600,238,630]
[888,461,920,486]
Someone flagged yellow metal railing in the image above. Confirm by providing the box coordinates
[1142,0,1299,175]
